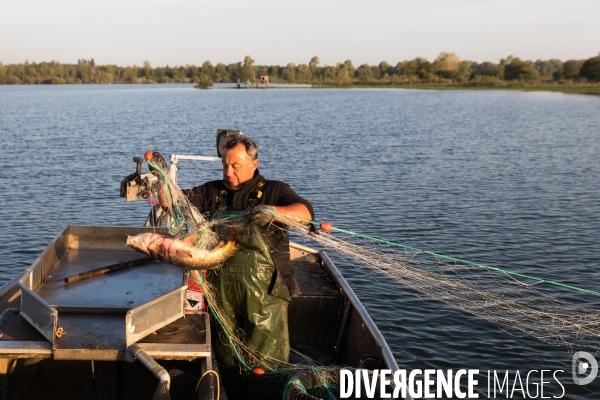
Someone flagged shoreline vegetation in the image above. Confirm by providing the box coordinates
[1,53,599,94]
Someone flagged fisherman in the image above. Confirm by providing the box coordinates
[161,136,313,398]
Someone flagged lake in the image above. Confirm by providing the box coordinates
[1,84,599,398]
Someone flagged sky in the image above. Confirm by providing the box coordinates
[1,0,599,67]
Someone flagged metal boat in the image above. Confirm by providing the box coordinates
[0,134,401,399]
[0,224,399,399]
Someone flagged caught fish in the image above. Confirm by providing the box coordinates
[126,228,259,270]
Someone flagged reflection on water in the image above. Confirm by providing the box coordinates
[1,85,599,397]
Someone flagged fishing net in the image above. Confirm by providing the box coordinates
[143,156,600,398]
[145,158,343,399]
[278,214,600,354]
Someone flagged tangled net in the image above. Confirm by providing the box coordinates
[147,160,345,399]
[145,158,600,398]
[280,214,600,354]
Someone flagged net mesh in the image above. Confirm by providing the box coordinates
[143,158,600,398]
[279,213,600,353]
[145,160,341,398]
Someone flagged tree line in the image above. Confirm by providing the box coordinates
[1,53,599,86]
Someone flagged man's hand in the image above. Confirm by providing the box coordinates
[249,205,276,227]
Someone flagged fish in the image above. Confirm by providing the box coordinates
[126,227,259,270]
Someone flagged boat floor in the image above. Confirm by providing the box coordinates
[0,251,347,399]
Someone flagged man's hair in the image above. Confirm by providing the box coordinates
[224,137,259,160]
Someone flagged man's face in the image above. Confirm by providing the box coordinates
[222,144,259,190]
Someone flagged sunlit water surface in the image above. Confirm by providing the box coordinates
[1,85,599,398]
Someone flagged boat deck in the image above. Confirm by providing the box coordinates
[0,226,401,399]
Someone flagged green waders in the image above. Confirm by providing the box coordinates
[208,212,291,399]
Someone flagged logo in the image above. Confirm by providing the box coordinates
[572,351,598,385]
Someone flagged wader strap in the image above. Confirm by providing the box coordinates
[246,180,266,209]
[215,189,228,211]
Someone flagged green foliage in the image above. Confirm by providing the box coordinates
[563,59,584,79]
[309,56,320,70]
[454,61,473,83]
[378,61,392,76]
[579,56,600,82]
[534,59,562,79]
[214,63,229,83]
[356,64,373,82]
[243,56,255,67]
[194,74,213,89]
[2,53,600,88]
[50,76,66,84]
[282,63,296,82]
[143,60,152,78]
[433,52,459,79]
[503,58,539,82]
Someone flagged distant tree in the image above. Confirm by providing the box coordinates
[268,65,280,80]
[214,63,229,82]
[343,60,355,77]
[433,52,459,78]
[580,56,600,81]
[195,74,213,88]
[503,58,539,81]
[201,61,215,78]
[296,63,311,82]
[414,57,432,79]
[454,61,473,82]
[395,61,407,76]
[76,60,91,83]
[184,64,197,80]
[227,62,242,81]
[322,66,336,83]
[243,55,255,67]
[326,63,352,86]
[309,56,320,70]
[100,73,114,84]
[122,65,139,83]
[172,66,189,83]
[143,60,152,78]
[370,65,381,79]
[240,56,255,81]
[4,54,600,86]
[282,63,296,82]
[355,64,373,81]
[378,61,392,76]
[51,76,66,84]
[474,62,499,77]
[563,59,584,79]
[534,59,562,78]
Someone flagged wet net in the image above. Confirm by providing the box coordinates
[145,159,344,399]
[143,157,600,399]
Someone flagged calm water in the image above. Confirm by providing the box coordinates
[1,85,599,398]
